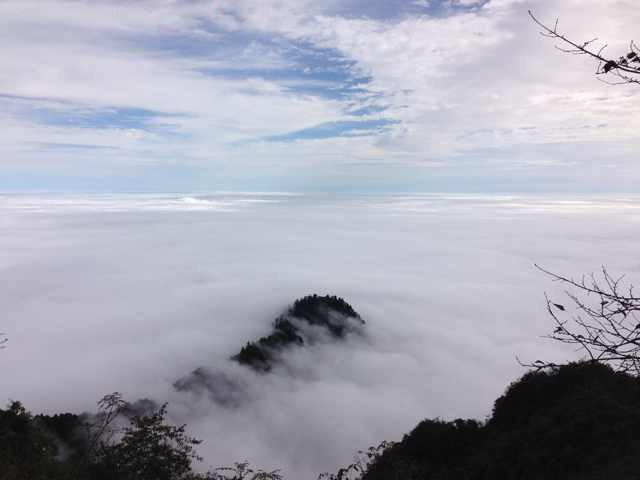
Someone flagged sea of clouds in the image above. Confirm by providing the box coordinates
[1,193,640,478]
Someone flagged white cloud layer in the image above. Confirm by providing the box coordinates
[2,193,640,477]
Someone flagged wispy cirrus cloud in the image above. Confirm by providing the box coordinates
[1,0,639,192]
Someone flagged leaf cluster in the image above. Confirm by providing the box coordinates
[0,395,208,480]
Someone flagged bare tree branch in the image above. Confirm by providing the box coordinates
[524,266,640,375]
[529,10,640,85]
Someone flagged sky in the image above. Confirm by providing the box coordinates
[1,0,639,193]
[3,193,640,477]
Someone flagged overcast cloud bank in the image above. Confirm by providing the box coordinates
[2,193,639,477]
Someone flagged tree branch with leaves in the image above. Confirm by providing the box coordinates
[84,392,127,460]
[529,10,640,85]
[208,461,283,480]
[317,441,393,480]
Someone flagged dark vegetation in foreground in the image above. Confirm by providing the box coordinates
[3,361,640,480]
[7,267,640,480]
[361,361,640,480]
[0,394,282,480]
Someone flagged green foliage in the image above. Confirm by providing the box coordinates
[231,295,363,371]
[85,392,127,459]
[233,341,274,372]
[361,361,640,480]
[0,401,80,480]
[208,461,283,480]
[0,398,208,480]
[91,403,202,480]
[4,360,640,480]
[318,442,393,480]
[290,295,363,336]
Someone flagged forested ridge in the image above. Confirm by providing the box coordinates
[3,323,640,479]
[361,362,640,480]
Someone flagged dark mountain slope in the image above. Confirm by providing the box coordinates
[362,361,640,480]
[174,294,365,402]
[232,294,364,371]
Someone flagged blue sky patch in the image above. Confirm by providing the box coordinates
[264,119,396,142]
[195,37,374,101]
[1,94,187,134]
